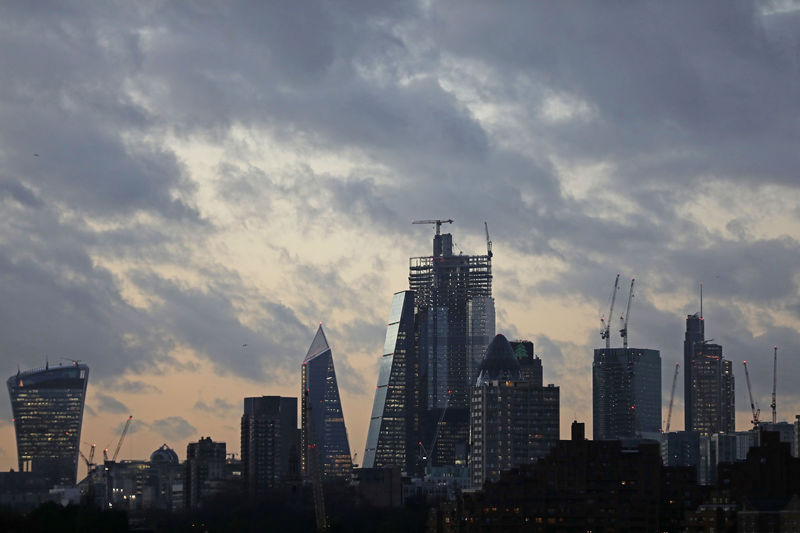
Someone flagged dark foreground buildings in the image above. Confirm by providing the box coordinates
[241,396,299,496]
[6,363,89,487]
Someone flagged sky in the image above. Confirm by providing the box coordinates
[1,1,800,475]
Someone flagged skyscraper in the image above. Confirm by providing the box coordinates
[684,306,735,435]
[409,224,494,466]
[684,312,704,431]
[241,396,298,496]
[185,436,226,510]
[363,290,418,472]
[7,362,89,486]
[469,334,560,488]
[688,342,735,435]
[301,325,353,481]
[593,348,661,440]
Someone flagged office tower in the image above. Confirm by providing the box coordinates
[363,290,417,472]
[6,362,89,486]
[469,334,560,488]
[241,396,298,496]
[510,340,542,384]
[593,348,661,440]
[185,436,226,510]
[409,224,494,466]
[687,342,735,435]
[301,325,353,481]
[683,312,704,429]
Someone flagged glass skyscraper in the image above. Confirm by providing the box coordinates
[301,325,353,481]
[684,312,735,435]
[363,290,417,472]
[593,348,661,440]
[7,362,89,486]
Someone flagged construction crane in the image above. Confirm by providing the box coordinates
[412,218,453,235]
[619,278,635,349]
[771,345,778,424]
[484,221,493,258]
[600,274,620,349]
[743,361,760,429]
[88,443,95,464]
[112,415,133,462]
[664,363,679,433]
[304,391,327,531]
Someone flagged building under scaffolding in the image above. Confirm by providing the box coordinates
[409,228,494,468]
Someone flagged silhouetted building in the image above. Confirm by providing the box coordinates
[684,311,735,435]
[363,290,417,472]
[6,363,89,487]
[185,437,226,510]
[409,225,493,467]
[593,348,661,440]
[449,432,663,531]
[241,396,298,496]
[301,325,353,481]
[469,334,559,488]
[662,430,700,469]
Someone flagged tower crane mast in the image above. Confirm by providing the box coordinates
[665,363,679,433]
[600,274,620,349]
[619,278,635,349]
[771,345,778,424]
[743,361,760,429]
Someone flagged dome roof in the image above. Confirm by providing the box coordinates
[476,334,521,385]
[150,443,179,464]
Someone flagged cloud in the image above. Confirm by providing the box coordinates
[107,380,162,395]
[150,416,197,442]
[95,393,129,415]
[193,398,236,417]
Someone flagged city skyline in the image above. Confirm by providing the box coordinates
[1,2,800,474]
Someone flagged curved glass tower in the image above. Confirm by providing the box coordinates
[301,325,352,480]
[7,363,89,486]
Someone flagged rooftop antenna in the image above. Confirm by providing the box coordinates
[700,282,703,319]
[771,345,778,424]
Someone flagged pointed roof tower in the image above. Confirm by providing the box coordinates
[304,324,330,363]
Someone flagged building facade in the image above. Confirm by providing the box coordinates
[185,437,226,510]
[469,334,560,488]
[301,325,353,481]
[363,290,418,472]
[409,227,494,467]
[684,312,735,435]
[6,363,89,486]
[593,347,661,440]
[241,396,298,496]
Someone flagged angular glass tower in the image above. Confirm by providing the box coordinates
[301,325,353,480]
[363,290,417,472]
[7,363,89,486]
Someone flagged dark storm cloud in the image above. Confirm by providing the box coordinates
[131,272,309,381]
[96,393,129,415]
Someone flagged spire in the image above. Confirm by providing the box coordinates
[304,324,331,362]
